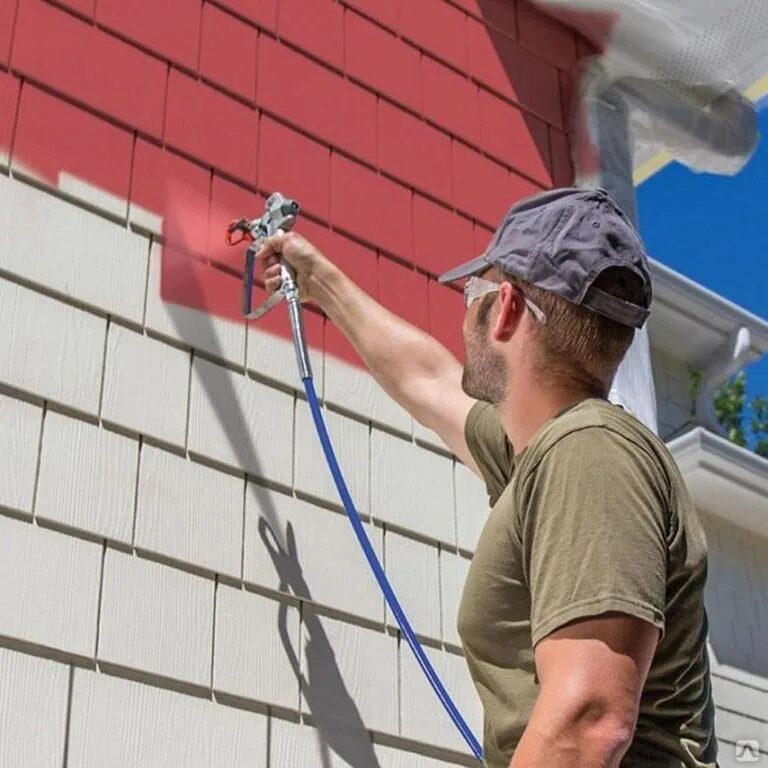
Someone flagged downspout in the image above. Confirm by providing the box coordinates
[576,79,659,434]
[695,326,755,436]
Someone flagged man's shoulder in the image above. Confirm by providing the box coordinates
[521,399,671,478]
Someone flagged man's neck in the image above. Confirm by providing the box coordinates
[496,383,598,457]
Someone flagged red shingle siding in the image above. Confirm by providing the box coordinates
[299,218,379,300]
[257,35,377,164]
[95,0,202,71]
[13,85,133,209]
[215,0,277,31]
[330,152,413,260]
[452,141,538,227]
[397,0,469,71]
[517,0,578,70]
[340,0,397,31]
[467,16,563,127]
[199,3,259,102]
[258,116,331,221]
[378,102,453,203]
[421,57,480,145]
[48,0,95,17]
[0,0,18,64]
[378,258,430,330]
[130,140,212,254]
[277,0,345,70]
[550,127,575,186]
[0,0,578,363]
[413,196,475,276]
[165,70,259,182]
[428,279,465,361]
[345,10,422,113]
[12,0,167,137]
[477,88,550,183]
[0,70,20,159]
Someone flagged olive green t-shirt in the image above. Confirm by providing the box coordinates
[458,398,717,768]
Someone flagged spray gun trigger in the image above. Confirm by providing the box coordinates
[242,242,274,318]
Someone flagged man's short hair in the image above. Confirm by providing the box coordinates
[508,267,642,396]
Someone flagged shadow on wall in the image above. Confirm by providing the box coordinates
[702,514,768,679]
[166,260,382,767]
[259,516,384,768]
[478,0,557,164]
[493,0,618,181]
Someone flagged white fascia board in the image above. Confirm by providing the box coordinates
[648,259,768,369]
[668,427,768,536]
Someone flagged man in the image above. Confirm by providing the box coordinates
[259,188,717,767]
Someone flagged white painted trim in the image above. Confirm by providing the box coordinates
[649,259,768,368]
[668,427,768,536]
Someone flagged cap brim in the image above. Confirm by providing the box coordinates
[437,254,490,284]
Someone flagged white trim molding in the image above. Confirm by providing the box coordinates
[648,259,768,370]
[668,427,768,537]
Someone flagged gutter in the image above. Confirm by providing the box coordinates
[649,259,768,364]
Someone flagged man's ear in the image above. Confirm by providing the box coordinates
[491,282,523,341]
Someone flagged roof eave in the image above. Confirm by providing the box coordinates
[668,427,768,536]
[648,259,768,369]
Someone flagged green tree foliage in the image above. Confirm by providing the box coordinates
[713,371,748,448]
[751,395,768,458]
[689,369,768,458]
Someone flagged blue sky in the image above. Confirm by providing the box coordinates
[637,97,768,438]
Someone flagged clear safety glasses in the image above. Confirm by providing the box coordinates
[463,276,547,324]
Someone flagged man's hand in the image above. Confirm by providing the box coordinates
[258,231,335,306]
[510,613,659,767]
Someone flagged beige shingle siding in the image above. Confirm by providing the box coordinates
[0,172,487,766]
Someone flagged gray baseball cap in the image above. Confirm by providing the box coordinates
[439,187,652,328]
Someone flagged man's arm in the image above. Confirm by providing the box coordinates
[510,613,659,767]
[258,231,480,475]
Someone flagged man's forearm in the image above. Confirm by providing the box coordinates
[307,260,462,417]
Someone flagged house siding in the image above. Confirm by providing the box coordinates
[2,0,763,763]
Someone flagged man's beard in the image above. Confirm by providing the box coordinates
[462,331,507,404]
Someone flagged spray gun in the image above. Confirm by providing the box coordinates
[226,192,313,380]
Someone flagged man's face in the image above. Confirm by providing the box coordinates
[461,289,508,405]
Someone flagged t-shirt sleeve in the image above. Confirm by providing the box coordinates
[517,427,668,648]
[464,400,516,504]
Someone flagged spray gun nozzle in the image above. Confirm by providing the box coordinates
[225,218,255,246]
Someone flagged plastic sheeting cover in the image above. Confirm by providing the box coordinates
[609,326,658,434]
[534,0,761,174]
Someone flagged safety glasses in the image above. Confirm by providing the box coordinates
[463,276,547,324]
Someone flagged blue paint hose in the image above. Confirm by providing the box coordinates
[302,376,483,761]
